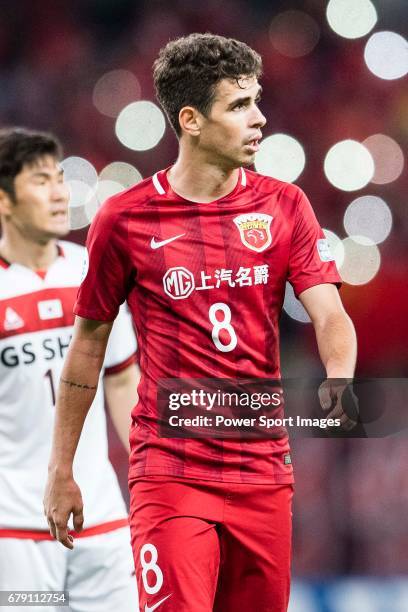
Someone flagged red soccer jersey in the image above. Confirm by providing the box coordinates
[75,167,341,483]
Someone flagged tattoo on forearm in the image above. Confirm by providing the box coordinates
[60,378,97,390]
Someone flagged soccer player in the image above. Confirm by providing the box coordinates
[0,128,139,611]
[44,34,357,611]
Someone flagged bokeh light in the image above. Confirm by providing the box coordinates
[68,206,92,231]
[255,134,305,182]
[82,181,124,226]
[326,0,377,39]
[364,31,408,80]
[343,196,392,245]
[324,140,374,191]
[96,179,124,202]
[269,10,320,58]
[99,161,143,188]
[66,160,144,230]
[67,180,94,209]
[283,282,311,324]
[84,193,100,227]
[93,70,141,118]
[66,179,95,230]
[323,228,345,268]
[60,156,98,187]
[339,236,381,285]
[115,100,166,151]
[363,134,404,184]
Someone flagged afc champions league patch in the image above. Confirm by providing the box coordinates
[233,213,273,253]
[80,249,89,282]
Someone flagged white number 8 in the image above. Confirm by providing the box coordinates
[140,543,163,595]
[209,303,237,353]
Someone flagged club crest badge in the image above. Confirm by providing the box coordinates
[233,213,273,253]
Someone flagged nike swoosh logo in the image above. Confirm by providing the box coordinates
[145,593,171,612]
[150,234,185,249]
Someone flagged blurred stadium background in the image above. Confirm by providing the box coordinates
[1,1,407,610]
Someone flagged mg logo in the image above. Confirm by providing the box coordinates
[163,267,195,300]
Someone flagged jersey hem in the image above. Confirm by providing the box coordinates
[104,352,137,376]
[0,517,129,540]
[293,276,342,299]
[128,466,294,485]
[73,304,116,322]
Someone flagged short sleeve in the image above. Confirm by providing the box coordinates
[103,303,137,375]
[288,189,342,298]
[74,199,134,321]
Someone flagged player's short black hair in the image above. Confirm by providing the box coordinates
[0,127,62,200]
[153,33,262,137]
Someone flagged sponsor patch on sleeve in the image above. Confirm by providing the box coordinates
[317,238,335,262]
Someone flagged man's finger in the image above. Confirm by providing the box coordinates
[73,507,84,533]
[55,520,74,550]
[327,402,344,420]
[326,405,357,431]
[327,406,355,427]
[338,412,357,431]
[46,516,57,540]
[318,382,334,411]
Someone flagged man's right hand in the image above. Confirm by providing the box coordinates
[43,470,84,549]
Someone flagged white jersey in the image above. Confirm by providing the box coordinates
[0,241,137,532]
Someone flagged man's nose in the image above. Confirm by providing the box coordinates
[251,105,266,129]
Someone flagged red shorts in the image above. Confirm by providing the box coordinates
[129,476,293,612]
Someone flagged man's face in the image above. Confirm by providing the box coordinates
[198,76,266,169]
[3,155,69,241]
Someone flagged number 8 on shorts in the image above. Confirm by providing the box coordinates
[140,543,164,596]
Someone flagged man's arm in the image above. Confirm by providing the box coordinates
[299,283,357,426]
[300,283,357,377]
[44,316,113,549]
[104,363,140,452]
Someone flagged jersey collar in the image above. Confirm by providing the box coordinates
[0,254,10,269]
[0,243,65,276]
[152,167,247,202]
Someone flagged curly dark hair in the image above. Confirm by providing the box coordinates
[0,127,62,200]
[153,33,262,136]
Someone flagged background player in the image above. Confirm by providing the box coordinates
[45,34,357,611]
[0,128,139,611]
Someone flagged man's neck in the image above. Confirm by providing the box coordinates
[167,148,239,203]
[0,231,58,271]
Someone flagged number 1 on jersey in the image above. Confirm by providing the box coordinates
[209,303,237,353]
[44,369,56,406]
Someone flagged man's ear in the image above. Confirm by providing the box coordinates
[0,188,14,217]
[178,106,203,137]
